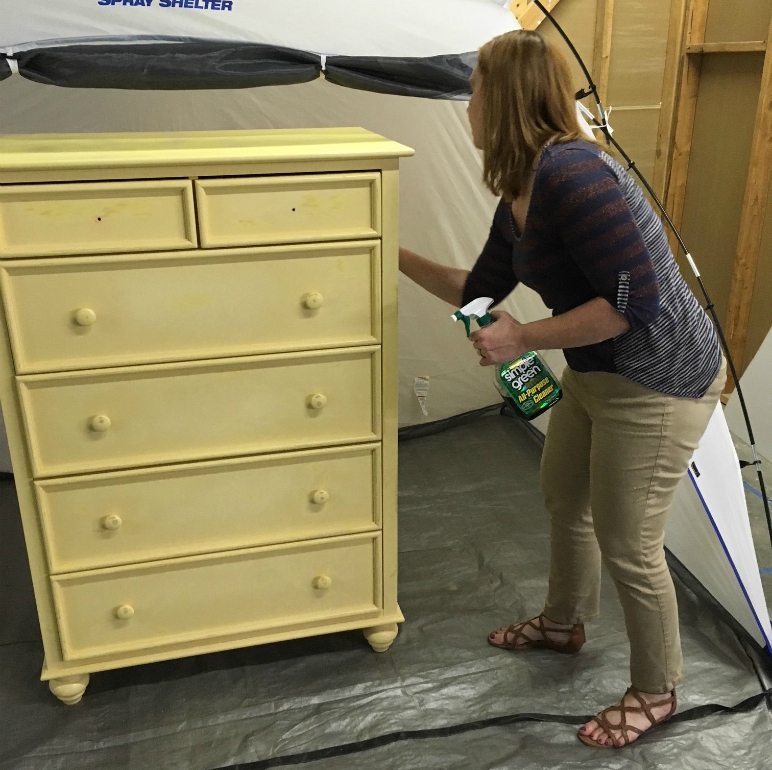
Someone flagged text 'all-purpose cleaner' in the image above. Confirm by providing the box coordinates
[452,297,562,421]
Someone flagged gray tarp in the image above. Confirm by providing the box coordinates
[2,413,770,770]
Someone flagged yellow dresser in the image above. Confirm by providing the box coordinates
[0,128,413,704]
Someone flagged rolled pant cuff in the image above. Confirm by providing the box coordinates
[542,607,599,625]
[630,675,682,695]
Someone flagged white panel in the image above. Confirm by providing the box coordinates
[0,0,518,58]
[667,404,772,650]
[726,327,772,463]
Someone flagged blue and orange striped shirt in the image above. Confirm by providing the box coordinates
[462,139,721,399]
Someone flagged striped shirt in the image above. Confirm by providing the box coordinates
[462,139,722,399]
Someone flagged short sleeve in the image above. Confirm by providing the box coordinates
[538,148,660,331]
[462,199,519,307]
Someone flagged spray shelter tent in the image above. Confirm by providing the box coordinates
[1,0,771,670]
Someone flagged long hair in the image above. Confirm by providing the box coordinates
[476,30,590,201]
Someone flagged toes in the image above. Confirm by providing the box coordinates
[579,719,596,736]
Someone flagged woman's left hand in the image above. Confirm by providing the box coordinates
[469,311,529,366]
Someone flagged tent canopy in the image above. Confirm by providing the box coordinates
[1,0,770,660]
[0,0,518,96]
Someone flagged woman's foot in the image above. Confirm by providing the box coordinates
[488,614,585,654]
[578,688,677,748]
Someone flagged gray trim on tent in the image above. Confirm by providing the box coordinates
[0,43,475,98]
[325,52,475,100]
[3,44,321,90]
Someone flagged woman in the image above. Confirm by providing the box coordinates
[399,30,725,749]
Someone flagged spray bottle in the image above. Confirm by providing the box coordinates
[452,297,562,421]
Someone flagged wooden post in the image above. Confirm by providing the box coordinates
[514,0,565,32]
[653,0,691,201]
[592,0,615,104]
[663,0,709,241]
[724,15,772,378]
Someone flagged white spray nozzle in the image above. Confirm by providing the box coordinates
[452,297,495,336]
[451,297,494,322]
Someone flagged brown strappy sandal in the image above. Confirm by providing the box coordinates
[578,688,677,748]
[487,614,585,654]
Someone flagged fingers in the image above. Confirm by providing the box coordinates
[478,350,493,366]
[474,344,489,361]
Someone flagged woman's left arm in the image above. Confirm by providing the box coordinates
[471,298,628,366]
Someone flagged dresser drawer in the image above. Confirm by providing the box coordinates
[195,173,381,248]
[0,181,197,258]
[18,347,380,477]
[51,534,382,661]
[37,444,382,573]
[1,242,381,374]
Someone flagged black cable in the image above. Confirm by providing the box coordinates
[533,0,772,548]
[210,690,771,770]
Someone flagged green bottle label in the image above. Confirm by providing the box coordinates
[497,352,562,420]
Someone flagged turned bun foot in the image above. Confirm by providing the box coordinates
[364,623,399,652]
[49,674,90,705]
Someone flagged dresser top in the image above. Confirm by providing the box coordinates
[0,128,414,182]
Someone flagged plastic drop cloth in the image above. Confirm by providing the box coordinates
[1,413,770,770]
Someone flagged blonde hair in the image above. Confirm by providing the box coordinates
[476,30,590,201]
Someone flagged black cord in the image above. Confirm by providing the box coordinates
[210,690,771,769]
[533,0,772,547]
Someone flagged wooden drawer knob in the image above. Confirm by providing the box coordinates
[313,575,333,591]
[311,489,330,506]
[308,393,327,410]
[74,308,97,327]
[303,292,324,310]
[101,514,123,531]
[114,604,134,621]
[89,415,112,432]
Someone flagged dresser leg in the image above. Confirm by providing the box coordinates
[49,674,90,705]
[364,623,399,653]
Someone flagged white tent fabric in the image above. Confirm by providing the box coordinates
[0,0,518,98]
[726,328,772,464]
[2,37,569,431]
[1,0,769,656]
[1,0,515,58]
[668,404,772,651]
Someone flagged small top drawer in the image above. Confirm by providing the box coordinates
[0,181,198,258]
[195,173,381,248]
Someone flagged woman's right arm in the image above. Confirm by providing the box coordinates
[400,200,518,310]
[399,247,469,308]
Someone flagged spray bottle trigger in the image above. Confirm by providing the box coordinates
[476,312,494,329]
[452,310,472,337]
[452,297,495,336]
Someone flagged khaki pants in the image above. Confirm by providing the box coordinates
[540,360,726,693]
